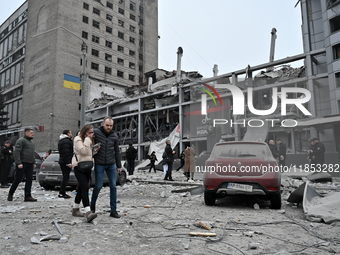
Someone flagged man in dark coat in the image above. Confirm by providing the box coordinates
[310,137,325,165]
[0,141,14,188]
[307,138,315,166]
[126,144,137,175]
[58,130,73,198]
[276,138,286,167]
[91,117,122,218]
[268,140,279,161]
[164,140,175,181]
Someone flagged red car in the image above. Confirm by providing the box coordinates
[203,141,281,209]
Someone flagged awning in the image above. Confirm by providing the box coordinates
[296,116,340,127]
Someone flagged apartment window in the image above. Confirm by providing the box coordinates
[106,26,112,34]
[106,40,112,48]
[129,74,135,81]
[129,50,135,56]
[117,70,124,78]
[139,64,143,71]
[130,25,135,32]
[139,54,143,60]
[118,45,124,52]
[119,8,124,15]
[82,31,88,39]
[129,62,135,69]
[117,58,124,65]
[139,40,143,47]
[139,18,143,25]
[91,62,99,70]
[130,1,136,11]
[130,14,135,21]
[118,20,124,27]
[106,14,113,21]
[330,16,340,33]
[93,7,100,15]
[118,31,124,39]
[105,66,112,74]
[82,15,89,24]
[336,72,340,88]
[333,43,340,60]
[93,20,100,29]
[139,5,144,13]
[119,0,125,4]
[92,49,99,57]
[129,37,135,44]
[92,35,99,43]
[83,2,89,10]
[105,53,112,61]
[139,29,143,35]
[106,1,113,9]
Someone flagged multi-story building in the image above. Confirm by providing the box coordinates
[0,0,158,151]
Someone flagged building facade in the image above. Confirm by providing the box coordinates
[0,0,158,151]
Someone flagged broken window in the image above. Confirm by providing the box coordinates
[130,14,135,21]
[330,15,340,33]
[82,15,89,24]
[129,74,135,81]
[91,48,99,57]
[93,7,100,15]
[92,35,99,43]
[117,70,124,78]
[118,45,124,52]
[119,8,124,15]
[129,62,135,69]
[106,1,113,9]
[82,31,88,39]
[105,66,112,74]
[130,25,135,32]
[119,0,125,4]
[117,58,124,65]
[118,31,124,39]
[130,1,136,11]
[129,50,135,56]
[105,40,112,48]
[129,37,135,44]
[93,20,100,29]
[118,20,124,27]
[106,14,113,21]
[139,29,143,36]
[139,18,143,25]
[105,53,112,61]
[333,43,340,60]
[91,62,99,70]
[336,72,340,88]
[106,26,112,34]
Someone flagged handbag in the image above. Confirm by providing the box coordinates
[74,153,93,173]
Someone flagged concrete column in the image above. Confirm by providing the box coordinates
[179,87,184,153]
[138,98,144,161]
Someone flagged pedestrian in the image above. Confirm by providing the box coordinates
[276,138,286,167]
[1,140,14,188]
[71,124,97,222]
[310,137,325,165]
[126,143,137,175]
[91,117,122,219]
[307,138,315,165]
[58,130,73,198]
[176,150,185,171]
[268,140,279,163]
[148,151,158,173]
[7,128,37,202]
[184,145,196,181]
[164,140,175,181]
[162,151,168,178]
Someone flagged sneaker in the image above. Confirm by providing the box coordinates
[85,211,97,223]
[24,196,37,202]
[72,208,84,217]
[110,211,121,218]
[7,193,13,201]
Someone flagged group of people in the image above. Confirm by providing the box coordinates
[5,117,122,223]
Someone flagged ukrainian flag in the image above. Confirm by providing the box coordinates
[64,74,80,90]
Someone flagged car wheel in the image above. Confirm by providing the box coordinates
[40,183,54,190]
[270,192,281,209]
[204,191,216,206]
[117,171,126,186]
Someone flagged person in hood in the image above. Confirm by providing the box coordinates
[58,130,73,198]
[90,117,122,219]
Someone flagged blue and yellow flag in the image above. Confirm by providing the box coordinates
[64,74,80,90]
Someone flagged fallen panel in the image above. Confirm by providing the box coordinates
[307,172,332,183]
[287,182,306,203]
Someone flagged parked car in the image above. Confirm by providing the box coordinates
[203,141,281,209]
[8,151,43,182]
[37,152,127,190]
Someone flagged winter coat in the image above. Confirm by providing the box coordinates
[268,144,279,159]
[58,134,73,164]
[93,126,122,168]
[1,145,14,165]
[313,141,325,165]
[126,146,137,160]
[278,143,286,158]
[149,154,158,162]
[14,136,35,165]
[184,147,196,173]
[165,144,174,161]
[72,136,93,166]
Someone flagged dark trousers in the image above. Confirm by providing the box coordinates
[1,162,11,185]
[149,161,156,172]
[74,166,91,208]
[59,163,71,195]
[9,163,34,197]
[176,160,185,171]
[165,161,173,180]
[127,160,135,175]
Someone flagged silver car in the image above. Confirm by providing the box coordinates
[37,152,127,190]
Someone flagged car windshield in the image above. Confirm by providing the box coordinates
[211,144,268,158]
[44,154,59,162]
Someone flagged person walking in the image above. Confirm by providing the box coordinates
[268,140,279,163]
[58,130,73,198]
[1,141,14,188]
[184,145,196,181]
[91,117,122,219]
[7,128,37,202]
[148,151,158,173]
[276,138,286,167]
[310,137,325,165]
[126,143,137,175]
[164,140,175,181]
[71,124,97,222]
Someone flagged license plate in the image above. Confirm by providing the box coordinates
[46,176,58,180]
[228,183,253,192]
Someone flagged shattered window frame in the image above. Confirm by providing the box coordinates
[129,62,135,69]
[117,58,124,65]
[117,70,124,78]
[92,35,100,43]
[118,31,124,39]
[106,26,112,34]
[129,50,135,56]
[91,62,99,71]
[106,1,113,9]
[93,20,100,29]
[105,53,112,62]
[93,7,100,16]
[91,48,99,57]
[118,20,124,27]
[118,45,124,52]
[105,66,112,74]
[105,40,112,48]
[129,74,135,81]
[130,14,135,21]
[130,1,136,11]
[130,25,135,32]
[129,36,135,44]
[119,8,125,15]
[106,14,113,21]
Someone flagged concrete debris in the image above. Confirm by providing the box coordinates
[243,231,254,237]
[182,243,190,250]
[253,203,260,210]
[59,236,69,243]
[277,209,285,214]
[40,235,61,241]
[160,191,165,198]
[307,172,332,183]
[248,242,260,249]
[0,206,25,213]
[30,237,40,244]
[39,231,48,236]
[274,251,291,255]
[287,183,306,203]
[22,219,31,224]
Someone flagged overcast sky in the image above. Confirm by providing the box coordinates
[1,0,304,78]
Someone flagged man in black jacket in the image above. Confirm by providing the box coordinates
[126,144,137,175]
[268,140,279,162]
[91,117,122,218]
[0,141,14,188]
[164,140,175,181]
[58,130,73,198]
[276,138,286,167]
[310,137,325,165]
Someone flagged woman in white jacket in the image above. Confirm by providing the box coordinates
[71,124,97,223]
